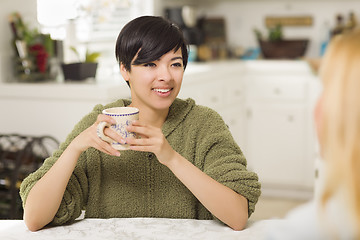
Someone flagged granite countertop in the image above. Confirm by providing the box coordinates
[0,218,279,240]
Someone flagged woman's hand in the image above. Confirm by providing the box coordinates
[125,120,176,165]
[69,114,123,157]
[126,120,248,230]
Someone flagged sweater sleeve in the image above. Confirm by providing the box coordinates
[194,106,261,217]
[19,103,104,225]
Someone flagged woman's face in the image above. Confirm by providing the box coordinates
[121,48,184,112]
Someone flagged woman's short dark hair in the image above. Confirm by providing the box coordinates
[115,16,188,73]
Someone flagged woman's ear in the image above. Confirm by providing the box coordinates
[120,64,130,82]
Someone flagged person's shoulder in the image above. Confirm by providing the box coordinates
[174,98,225,129]
[190,100,223,121]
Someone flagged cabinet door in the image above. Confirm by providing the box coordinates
[179,80,224,110]
[245,102,308,187]
[0,98,99,143]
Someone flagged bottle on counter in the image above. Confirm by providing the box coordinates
[345,11,358,32]
[331,14,345,38]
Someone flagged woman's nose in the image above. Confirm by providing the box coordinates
[157,65,172,81]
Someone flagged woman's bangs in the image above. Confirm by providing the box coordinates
[133,27,184,65]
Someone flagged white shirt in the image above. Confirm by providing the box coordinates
[264,190,356,240]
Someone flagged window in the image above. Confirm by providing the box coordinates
[37,0,154,82]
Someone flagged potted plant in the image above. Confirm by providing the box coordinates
[9,12,55,82]
[61,47,101,81]
[254,24,309,59]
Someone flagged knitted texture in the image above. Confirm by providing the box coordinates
[20,98,261,225]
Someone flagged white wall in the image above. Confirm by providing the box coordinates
[198,0,360,58]
[0,0,37,82]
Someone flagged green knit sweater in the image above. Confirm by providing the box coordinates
[20,98,261,226]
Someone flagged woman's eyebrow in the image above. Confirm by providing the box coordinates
[151,56,182,62]
[171,56,183,61]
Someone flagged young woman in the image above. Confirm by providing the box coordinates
[265,28,360,239]
[20,16,261,232]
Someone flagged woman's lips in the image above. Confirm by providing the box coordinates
[152,88,172,97]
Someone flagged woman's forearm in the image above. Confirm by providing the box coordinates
[22,113,125,231]
[166,152,249,231]
[23,143,81,231]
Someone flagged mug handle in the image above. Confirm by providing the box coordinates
[96,121,114,143]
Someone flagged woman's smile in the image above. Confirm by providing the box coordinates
[152,87,173,97]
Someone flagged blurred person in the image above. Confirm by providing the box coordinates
[265,28,360,239]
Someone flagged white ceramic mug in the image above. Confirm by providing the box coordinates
[97,107,139,150]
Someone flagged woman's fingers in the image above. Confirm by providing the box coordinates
[96,114,116,124]
[125,121,166,153]
[124,120,175,164]
[72,114,122,157]
[128,145,153,152]
[126,121,156,138]
[126,136,156,146]
[103,126,125,144]
[95,113,125,150]
[92,116,121,156]
[98,143,120,156]
[93,131,120,156]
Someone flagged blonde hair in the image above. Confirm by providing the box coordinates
[319,28,360,237]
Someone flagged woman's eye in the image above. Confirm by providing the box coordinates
[143,63,156,67]
[172,62,183,67]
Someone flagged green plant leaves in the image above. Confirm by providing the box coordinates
[85,50,101,63]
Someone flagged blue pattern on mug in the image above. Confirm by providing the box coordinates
[111,119,136,141]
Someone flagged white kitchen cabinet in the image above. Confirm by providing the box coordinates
[0,81,130,143]
[245,102,308,185]
[242,67,318,198]
[181,61,247,149]
[244,71,318,198]
[181,80,225,110]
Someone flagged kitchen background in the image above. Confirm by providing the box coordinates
[0,0,359,220]
[1,0,359,83]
